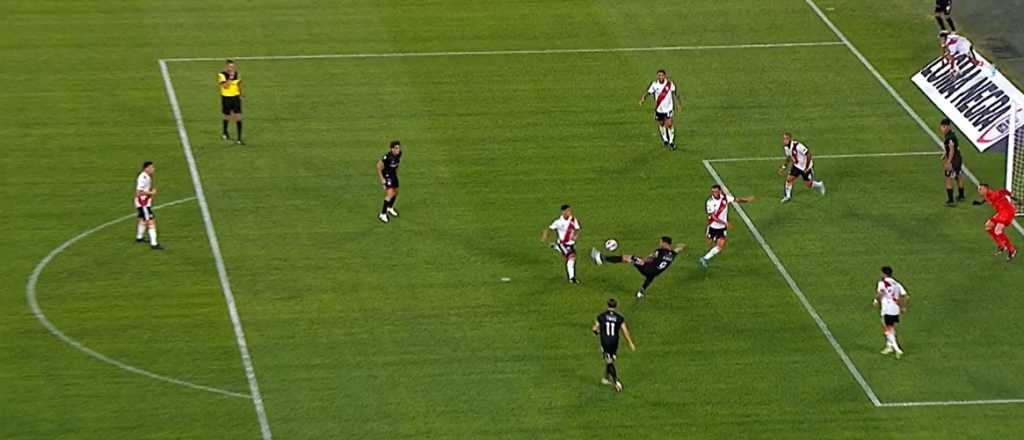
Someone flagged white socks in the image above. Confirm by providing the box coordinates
[885,330,902,353]
[784,183,793,199]
[136,223,146,240]
[658,126,668,143]
[147,226,158,246]
[702,246,721,261]
[566,259,576,280]
[812,181,824,190]
[667,126,675,144]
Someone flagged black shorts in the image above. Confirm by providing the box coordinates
[601,344,618,361]
[137,206,155,220]
[221,96,242,115]
[789,166,813,181]
[883,314,900,326]
[935,0,952,14]
[945,161,962,178]
[633,261,662,279]
[654,111,673,122]
[383,175,399,189]
[707,226,727,241]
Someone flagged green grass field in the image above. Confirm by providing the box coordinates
[3,0,1024,438]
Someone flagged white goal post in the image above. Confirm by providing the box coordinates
[1008,99,1024,215]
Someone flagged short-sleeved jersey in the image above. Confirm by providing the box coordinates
[986,189,1017,214]
[218,71,241,97]
[784,140,813,171]
[706,194,736,229]
[944,130,962,165]
[944,33,972,56]
[548,215,581,245]
[876,276,907,316]
[638,248,677,275]
[381,151,401,177]
[647,80,676,114]
[134,172,152,208]
[596,310,625,347]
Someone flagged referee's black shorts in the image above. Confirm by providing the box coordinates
[221,96,242,115]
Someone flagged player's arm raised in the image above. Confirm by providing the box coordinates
[621,322,637,351]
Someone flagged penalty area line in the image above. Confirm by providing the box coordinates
[702,160,883,407]
[160,41,844,62]
[706,151,941,163]
[879,398,1024,407]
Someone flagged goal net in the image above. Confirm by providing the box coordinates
[1008,99,1024,215]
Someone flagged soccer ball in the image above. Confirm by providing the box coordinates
[604,239,618,252]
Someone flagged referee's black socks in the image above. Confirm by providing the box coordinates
[236,121,243,140]
[222,120,229,136]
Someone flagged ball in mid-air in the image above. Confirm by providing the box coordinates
[604,239,618,252]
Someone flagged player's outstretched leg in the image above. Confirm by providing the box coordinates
[636,276,655,299]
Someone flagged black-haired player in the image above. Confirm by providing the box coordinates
[639,69,682,150]
[218,60,243,144]
[934,0,955,31]
[541,204,582,284]
[940,118,965,205]
[591,298,636,392]
[376,140,402,223]
[591,236,685,298]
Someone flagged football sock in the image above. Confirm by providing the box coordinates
[667,126,675,144]
[566,259,576,280]
[147,226,158,246]
[222,120,228,136]
[136,223,146,240]
[702,246,721,261]
[389,195,397,208]
[784,183,793,199]
[606,363,618,381]
[812,181,823,190]
[603,255,624,263]
[987,228,1001,245]
[946,188,954,203]
[641,277,654,290]
[998,233,1015,251]
[935,16,946,30]
[658,126,668,143]
[957,186,965,200]
[381,200,390,215]
[236,121,243,140]
[946,18,956,31]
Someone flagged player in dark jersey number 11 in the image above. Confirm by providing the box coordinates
[592,298,636,392]
[591,236,685,299]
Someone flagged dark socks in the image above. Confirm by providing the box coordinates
[222,120,229,136]
[389,194,397,208]
[947,188,954,203]
[236,121,243,140]
[603,255,623,263]
[936,16,946,30]
[381,199,390,214]
[605,363,618,381]
[642,277,654,290]
[946,18,956,31]
[958,186,965,200]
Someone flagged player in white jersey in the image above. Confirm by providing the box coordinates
[698,184,754,269]
[939,31,982,77]
[778,132,826,203]
[874,266,908,358]
[134,161,162,250]
[639,69,682,151]
[541,204,581,284]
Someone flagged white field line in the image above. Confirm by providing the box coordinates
[25,197,250,400]
[702,160,882,407]
[159,60,273,439]
[707,151,941,163]
[803,0,1024,239]
[880,399,1024,407]
[160,41,843,62]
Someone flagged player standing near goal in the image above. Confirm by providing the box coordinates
[541,204,581,284]
[134,161,162,250]
[933,0,956,31]
[639,69,682,151]
[940,118,966,205]
[218,60,244,145]
[591,236,685,298]
[874,266,908,359]
[779,132,825,203]
[592,298,636,392]
[939,31,982,77]
[376,140,402,223]
[973,184,1018,261]
[699,184,754,269]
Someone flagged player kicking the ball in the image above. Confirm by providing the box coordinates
[591,236,684,298]
[779,132,825,203]
[541,204,582,284]
[874,266,908,359]
[699,184,754,269]
[973,184,1018,261]
[134,161,162,250]
[639,69,682,151]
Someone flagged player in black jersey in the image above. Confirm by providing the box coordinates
[592,298,636,392]
[376,140,402,223]
[591,236,685,299]
[940,118,965,205]
[934,0,955,31]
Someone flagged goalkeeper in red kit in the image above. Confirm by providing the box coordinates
[973,184,1018,261]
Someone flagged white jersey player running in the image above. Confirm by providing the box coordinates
[541,204,582,284]
[698,184,754,269]
[874,266,909,358]
[134,161,162,250]
[639,69,682,151]
[778,132,826,203]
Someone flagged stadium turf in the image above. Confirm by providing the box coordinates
[2,0,1023,438]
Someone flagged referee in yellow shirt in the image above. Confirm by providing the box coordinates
[218,59,244,145]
